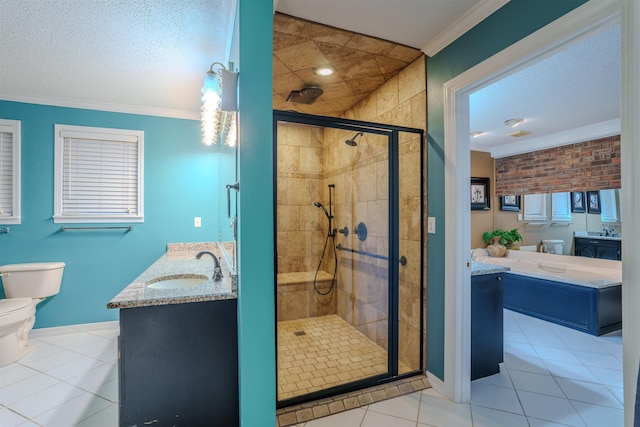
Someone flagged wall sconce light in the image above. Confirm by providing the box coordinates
[201,62,239,146]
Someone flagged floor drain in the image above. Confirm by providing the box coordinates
[294,331,306,336]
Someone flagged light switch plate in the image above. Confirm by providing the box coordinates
[194,217,202,228]
[427,217,436,234]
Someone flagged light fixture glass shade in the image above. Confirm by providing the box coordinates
[201,62,238,146]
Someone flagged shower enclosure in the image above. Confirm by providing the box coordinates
[274,111,424,407]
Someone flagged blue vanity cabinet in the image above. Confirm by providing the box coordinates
[117,299,239,426]
[471,272,504,380]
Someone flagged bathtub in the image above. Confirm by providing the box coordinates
[474,250,621,335]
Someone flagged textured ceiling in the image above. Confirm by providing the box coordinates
[273,13,423,117]
[0,0,236,118]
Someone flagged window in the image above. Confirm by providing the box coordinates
[0,119,21,224]
[600,189,619,223]
[551,192,572,222]
[523,194,546,221]
[54,124,144,223]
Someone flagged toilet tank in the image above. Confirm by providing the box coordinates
[542,240,564,255]
[0,262,65,299]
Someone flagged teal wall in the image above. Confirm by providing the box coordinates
[0,100,234,328]
[237,0,276,426]
[426,0,588,380]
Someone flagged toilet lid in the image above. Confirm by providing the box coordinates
[0,298,32,315]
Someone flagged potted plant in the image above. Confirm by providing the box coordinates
[482,228,523,256]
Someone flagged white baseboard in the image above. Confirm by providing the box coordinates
[30,321,119,339]
[426,371,446,398]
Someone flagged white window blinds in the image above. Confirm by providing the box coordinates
[551,192,572,222]
[600,189,619,223]
[524,194,547,221]
[0,119,21,224]
[54,125,144,223]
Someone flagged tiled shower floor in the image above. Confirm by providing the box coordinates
[277,314,409,401]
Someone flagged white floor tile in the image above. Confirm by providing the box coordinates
[361,410,417,427]
[607,385,624,405]
[526,333,566,348]
[503,353,550,375]
[471,366,513,389]
[572,350,622,370]
[418,393,473,427]
[555,377,622,409]
[517,391,585,427]
[74,403,118,427]
[527,417,582,427]
[65,363,117,395]
[44,354,105,381]
[470,383,523,415]
[18,348,83,373]
[543,360,600,383]
[470,405,529,427]
[0,373,58,406]
[570,400,623,427]
[504,330,528,343]
[534,345,581,364]
[560,337,609,354]
[9,382,84,419]
[586,365,623,388]
[0,406,31,427]
[33,392,112,426]
[509,370,565,398]
[305,407,366,426]
[367,391,421,421]
[0,365,39,388]
[504,341,538,358]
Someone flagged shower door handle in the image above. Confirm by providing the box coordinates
[226,181,240,218]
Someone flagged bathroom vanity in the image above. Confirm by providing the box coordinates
[471,262,509,380]
[108,243,238,427]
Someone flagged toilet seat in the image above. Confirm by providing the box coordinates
[0,298,32,316]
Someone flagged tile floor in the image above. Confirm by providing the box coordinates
[278,314,411,401]
[0,309,624,426]
[291,310,624,427]
[0,326,119,427]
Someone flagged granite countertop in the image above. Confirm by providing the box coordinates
[107,242,237,309]
[471,260,510,276]
[574,231,622,241]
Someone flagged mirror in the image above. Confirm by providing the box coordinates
[492,189,621,255]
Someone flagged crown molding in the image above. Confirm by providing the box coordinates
[0,92,200,121]
[422,0,510,57]
[490,118,620,158]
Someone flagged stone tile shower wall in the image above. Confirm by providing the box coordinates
[495,136,621,196]
[276,122,336,321]
[333,56,426,371]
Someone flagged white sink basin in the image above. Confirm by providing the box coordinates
[146,274,208,289]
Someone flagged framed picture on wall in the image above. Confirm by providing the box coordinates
[471,177,490,210]
[500,195,521,212]
[571,191,586,213]
[587,191,601,214]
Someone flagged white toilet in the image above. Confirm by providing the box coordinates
[542,239,564,254]
[0,262,65,366]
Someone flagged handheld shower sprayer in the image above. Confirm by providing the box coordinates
[313,201,331,220]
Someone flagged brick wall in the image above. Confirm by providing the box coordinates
[495,136,621,196]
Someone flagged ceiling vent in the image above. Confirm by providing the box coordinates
[508,130,531,138]
[286,87,324,105]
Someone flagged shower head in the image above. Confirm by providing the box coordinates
[345,132,363,146]
[313,201,330,220]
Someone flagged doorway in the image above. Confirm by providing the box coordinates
[273,111,424,407]
[441,1,623,404]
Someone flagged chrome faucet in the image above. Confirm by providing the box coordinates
[196,251,223,281]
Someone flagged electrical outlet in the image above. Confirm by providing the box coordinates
[517,214,523,221]
[427,217,436,234]
[194,217,201,228]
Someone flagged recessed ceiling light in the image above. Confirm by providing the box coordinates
[504,118,524,127]
[508,130,531,137]
[470,131,484,138]
[313,65,335,76]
